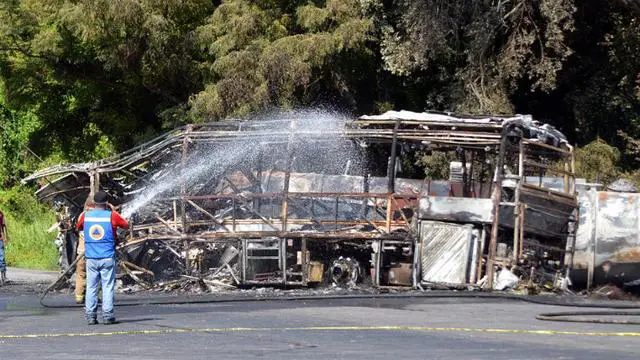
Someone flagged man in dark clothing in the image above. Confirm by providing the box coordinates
[0,210,7,286]
[76,191,129,325]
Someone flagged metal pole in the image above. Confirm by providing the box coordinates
[172,200,178,230]
[255,151,263,213]
[302,238,308,286]
[564,154,570,194]
[569,144,576,194]
[412,239,420,288]
[387,120,401,193]
[242,239,247,283]
[519,204,526,257]
[281,125,295,232]
[565,205,578,285]
[180,126,191,274]
[485,125,512,289]
[587,190,598,291]
[374,240,382,287]
[386,194,392,233]
[476,226,487,283]
[460,149,468,197]
[281,238,287,285]
[282,173,291,232]
[513,140,524,262]
[335,196,340,231]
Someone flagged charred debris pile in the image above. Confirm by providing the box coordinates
[25,110,578,295]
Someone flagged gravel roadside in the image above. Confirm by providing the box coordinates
[0,267,60,295]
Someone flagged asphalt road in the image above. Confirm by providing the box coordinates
[2,267,60,284]
[1,290,639,360]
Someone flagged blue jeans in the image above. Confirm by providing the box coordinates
[85,257,116,321]
[0,240,6,273]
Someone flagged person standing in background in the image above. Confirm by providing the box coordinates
[74,199,94,303]
[0,210,8,286]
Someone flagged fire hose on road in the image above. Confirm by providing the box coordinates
[39,261,640,325]
[39,223,640,325]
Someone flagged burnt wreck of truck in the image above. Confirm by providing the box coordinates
[25,111,578,293]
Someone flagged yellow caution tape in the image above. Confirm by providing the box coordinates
[0,325,639,339]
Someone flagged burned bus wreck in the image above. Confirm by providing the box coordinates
[25,111,577,292]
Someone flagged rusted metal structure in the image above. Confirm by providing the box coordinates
[572,190,640,291]
[25,111,578,291]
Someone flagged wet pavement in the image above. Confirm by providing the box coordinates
[1,290,639,360]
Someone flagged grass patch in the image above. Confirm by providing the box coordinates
[0,186,58,270]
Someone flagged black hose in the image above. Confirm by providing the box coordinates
[39,254,83,307]
[536,311,640,325]
[39,257,640,325]
[39,285,640,307]
[37,290,553,308]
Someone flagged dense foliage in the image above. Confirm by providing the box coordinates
[1,0,639,186]
[0,186,57,269]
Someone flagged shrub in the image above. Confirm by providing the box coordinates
[0,186,57,270]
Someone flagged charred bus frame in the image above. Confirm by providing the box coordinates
[25,111,577,290]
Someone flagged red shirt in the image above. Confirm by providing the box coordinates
[0,211,4,240]
[76,210,129,233]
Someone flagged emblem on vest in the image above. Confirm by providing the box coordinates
[88,224,106,241]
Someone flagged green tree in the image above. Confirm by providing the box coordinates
[575,139,620,185]
[0,0,639,188]
[189,0,375,119]
[0,104,42,186]
[365,0,575,114]
[0,0,214,163]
